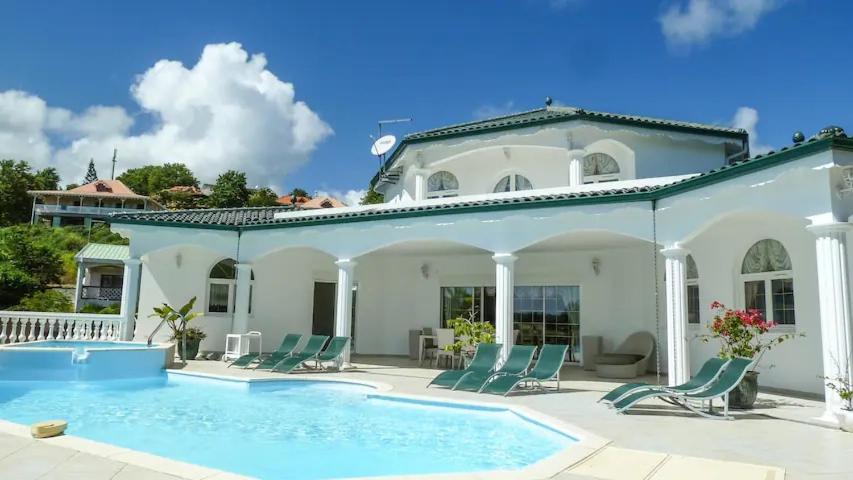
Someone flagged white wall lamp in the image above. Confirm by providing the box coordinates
[420,263,430,279]
[175,252,183,269]
[591,257,601,276]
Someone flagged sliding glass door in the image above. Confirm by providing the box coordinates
[440,285,580,362]
[514,286,580,362]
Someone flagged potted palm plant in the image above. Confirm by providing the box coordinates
[150,297,204,362]
[824,363,853,432]
[699,301,802,409]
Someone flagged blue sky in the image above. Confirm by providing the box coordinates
[1,0,851,202]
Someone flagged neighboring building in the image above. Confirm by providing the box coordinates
[72,243,130,312]
[277,194,345,209]
[109,104,853,424]
[28,179,163,228]
[276,194,310,207]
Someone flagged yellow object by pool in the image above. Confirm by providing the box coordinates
[30,420,67,439]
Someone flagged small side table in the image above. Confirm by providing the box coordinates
[224,331,262,361]
[582,335,602,371]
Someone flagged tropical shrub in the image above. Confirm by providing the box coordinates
[699,301,802,362]
[443,314,495,356]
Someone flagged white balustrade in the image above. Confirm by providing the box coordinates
[0,312,125,345]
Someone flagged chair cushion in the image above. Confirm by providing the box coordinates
[595,353,644,365]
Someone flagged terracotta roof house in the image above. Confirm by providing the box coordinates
[28,179,162,228]
[300,196,346,209]
[275,194,310,206]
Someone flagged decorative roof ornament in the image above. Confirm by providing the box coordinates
[792,131,805,143]
[544,96,553,107]
[818,125,846,139]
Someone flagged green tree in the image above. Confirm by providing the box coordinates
[0,160,35,226]
[290,187,309,198]
[206,170,249,208]
[360,187,384,205]
[84,159,98,183]
[247,187,280,207]
[10,290,73,313]
[0,225,64,307]
[32,167,60,190]
[65,183,80,191]
[117,163,198,196]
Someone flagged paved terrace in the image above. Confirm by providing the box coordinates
[0,356,850,480]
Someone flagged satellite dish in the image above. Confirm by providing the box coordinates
[370,135,396,156]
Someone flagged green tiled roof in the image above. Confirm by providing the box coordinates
[370,106,749,187]
[112,135,853,232]
[404,106,746,141]
[75,243,130,263]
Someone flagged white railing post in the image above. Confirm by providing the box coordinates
[0,318,7,344]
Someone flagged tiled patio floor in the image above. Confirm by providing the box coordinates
[1,356,850,479]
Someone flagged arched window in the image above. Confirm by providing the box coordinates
[207,259,254,314]
[740,239,795,326]
[686,255,700,325]
[427,171,459,198]
[583,153,621,184]
[493,174,534,193]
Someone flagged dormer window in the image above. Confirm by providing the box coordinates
[94,181,112,193]
[427,171,459,198]
[493,174,533,193]
[583,153,620,184]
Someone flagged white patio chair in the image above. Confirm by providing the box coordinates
[429,328,457,369]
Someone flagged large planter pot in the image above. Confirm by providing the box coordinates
[176,338,201,361]
[836,410,853,433]
[728,370,759,409]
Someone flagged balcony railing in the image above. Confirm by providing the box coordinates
[0,311,125,344]
[34,204,146,216]
[81,286,123,301]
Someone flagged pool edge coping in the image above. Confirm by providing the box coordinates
[0,370,610,480]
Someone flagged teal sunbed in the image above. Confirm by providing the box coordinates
[599,357,730,404]
[257,334,327,370]
[229,333,302,368]
[452,345,536,392]
[427,343,502,388]
[612,357,754,419]
[313,336,351,371]
[271,335,344,374]
[479,344,568,396]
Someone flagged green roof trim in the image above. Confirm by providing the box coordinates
[75,243,130,263]
[111,136,853,233]
[369,106,749,187]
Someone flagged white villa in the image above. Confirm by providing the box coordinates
[104,104,853,422]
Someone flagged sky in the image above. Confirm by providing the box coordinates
[1,0,852,204]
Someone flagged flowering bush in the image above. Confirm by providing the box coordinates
[700,301,801,361]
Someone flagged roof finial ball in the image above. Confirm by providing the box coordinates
[545,96,553,107]
[792,131,805,143]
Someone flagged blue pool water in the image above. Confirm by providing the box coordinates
[0,374,575,479]
[0,341,167,381]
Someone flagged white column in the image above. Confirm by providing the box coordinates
[73,262,85,312]
[661,246,690,386]
[232,263,253,334]
[119,258,142,341]
[808,222,853,419]
[569,157,583,186]
[334,259,357,366]
[413,168,428,201]
[493,253,517,363]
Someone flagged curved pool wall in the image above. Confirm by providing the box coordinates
[0,341,169,381]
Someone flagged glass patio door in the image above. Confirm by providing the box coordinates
[513,286,580,362]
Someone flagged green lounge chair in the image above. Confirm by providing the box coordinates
[427,343,502,388]
[313,336,351,370]
[599,357,730,404]
[228,333,302,368]
[257,334,327,370]
[479,344,568,396]
[452,345,537,392]
[612,357,754,419]
[270,335,338,374]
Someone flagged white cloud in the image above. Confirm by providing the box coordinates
[731,106,772,155]
[473,101,516,120]
[0,42,332,190]
[315,189,366,206]
[659,0,780,51]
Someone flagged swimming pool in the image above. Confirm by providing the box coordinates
[0,373,576,479]
[0,340,168,381]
